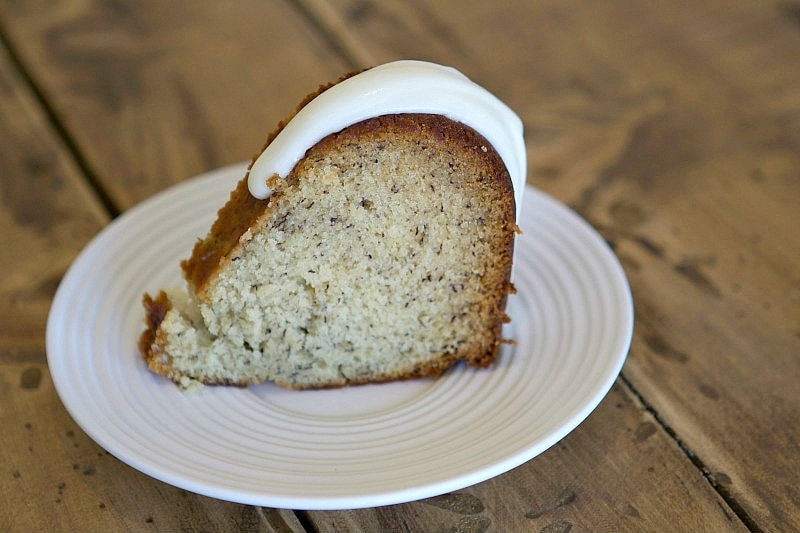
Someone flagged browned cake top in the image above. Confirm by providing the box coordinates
[182,112,515,302]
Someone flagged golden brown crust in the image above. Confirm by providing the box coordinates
[173,113,516,386]
[145,71,517,389]
[139,290,171,374]
[180,177,267,299]
[182,111,517,305]
[182,73,362,299]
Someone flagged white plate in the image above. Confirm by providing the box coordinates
[47,163,633,510]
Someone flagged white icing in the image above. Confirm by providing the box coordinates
[247,60,526,221]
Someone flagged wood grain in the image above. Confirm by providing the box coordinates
[0,0,353,210]
[0,39,107,360]
[302,1,800,530]
[0,9,309,533]
[0,31,310,532]
[303,383,746,533]
[0,364,305,532]
[1,0,798,531]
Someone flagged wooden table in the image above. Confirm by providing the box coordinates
[1,1,798,531]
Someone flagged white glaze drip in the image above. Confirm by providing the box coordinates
[247,60,526,221]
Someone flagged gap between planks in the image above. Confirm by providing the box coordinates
[285,3,769,528]
[289,0,378,70]
[0,14,121,219]
[617,372,762,533]
[0,4,765,531]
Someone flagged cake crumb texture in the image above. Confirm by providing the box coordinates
[140,113,516,389]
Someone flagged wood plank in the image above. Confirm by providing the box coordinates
[304,0,800,530]
[1,364,305,533]
[0,33,305,533]
[0,42,107,358]
[2,0,797,530]
[0,0,353,210]
[303,383,746,532]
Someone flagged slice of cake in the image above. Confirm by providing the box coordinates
[139,60,526,390]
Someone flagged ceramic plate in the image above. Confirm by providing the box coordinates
[47,163,633,510]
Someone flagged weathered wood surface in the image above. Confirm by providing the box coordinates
[305,1,800,530]
[0,18,305,533]
[0,0,798,531]
[303,383,746,533]
[0,0,352,210]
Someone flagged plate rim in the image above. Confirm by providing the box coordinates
[46,163,633,510]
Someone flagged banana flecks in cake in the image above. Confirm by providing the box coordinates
[143,115,515,389]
